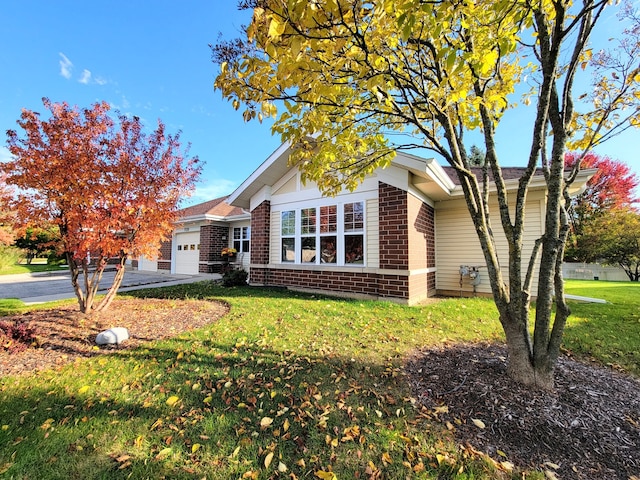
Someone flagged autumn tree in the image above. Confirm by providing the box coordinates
[563,151,639,255]
[3,99,201,313]
[578,208,640,280]
[213,0,640,388]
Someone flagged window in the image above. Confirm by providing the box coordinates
[344,202,364,264]
[301,208,316,263]
[233,226,250,253]
[278,202,364,266]
[281,211,296,262]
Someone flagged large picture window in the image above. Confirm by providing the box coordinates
[278,202,364,266]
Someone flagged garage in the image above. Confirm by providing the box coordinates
[174,231,201,274]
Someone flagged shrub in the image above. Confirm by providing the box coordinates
[47,251,66,265]
[222,268,248,287]
[0,320,38,353]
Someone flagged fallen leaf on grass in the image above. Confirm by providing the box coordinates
[155,447,172,459]
[264,451,274,468]
[315,471,337,480]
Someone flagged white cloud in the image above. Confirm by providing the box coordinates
[59,53,73,79]
[0,147,13,163]
[185,178,239,206]
[79,69,91,84]
[94,76,107,85]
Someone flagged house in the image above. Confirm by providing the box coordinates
[227,143,595,304]
[141,143,593,305]
[135,196,251,274]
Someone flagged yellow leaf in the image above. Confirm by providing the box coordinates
[471,418,485,429]
[166,396,180,407]
[283,418,290,432]
[155,447,172,459]
[278,461,288,472]
[264,451,274,469]
[268,16,285,39]
[191,443,201,454]
[78,385,90,394]
[315,471,337,480]
[260,417,273,428]
[381,452,393,465]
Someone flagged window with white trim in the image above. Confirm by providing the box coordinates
[279,202,364,265]
[281,210,296,262]
[233,226,250,253]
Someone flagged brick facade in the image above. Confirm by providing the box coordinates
[199,224,230,273]
[251,267,410,300]
[379,182,409,270]
[247,185,436,304]
[158,239,172,271]
[249,201,271,284]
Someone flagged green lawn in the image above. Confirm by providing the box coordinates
[0,280,637,479]
[0,261,68,275]
[563,280,640,376]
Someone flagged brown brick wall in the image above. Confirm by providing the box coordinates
[250,200,271,267]
[158,239,172,271]
[246,186,435,303]
[378,182,409,270]
[199,224,230,273]
[250,267,409,301]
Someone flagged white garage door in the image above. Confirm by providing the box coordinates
[175,231,200,275]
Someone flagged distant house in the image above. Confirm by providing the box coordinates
[140,143,593,304]
[136,196,251,275]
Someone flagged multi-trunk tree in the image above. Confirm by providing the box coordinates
[213,0,640,388]
[4,99,201,313]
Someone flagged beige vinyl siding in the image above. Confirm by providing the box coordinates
[435,190,545,296]
[270,212,281,265]
[366,198,380,268]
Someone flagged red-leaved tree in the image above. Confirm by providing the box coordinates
[564,152,639,261]
[3,98,201,313]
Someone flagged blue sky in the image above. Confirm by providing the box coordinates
[1,1,638,206]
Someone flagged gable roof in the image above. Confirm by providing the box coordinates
[179,196,248,222]
[227,142,596,208]
[227,143,457,208]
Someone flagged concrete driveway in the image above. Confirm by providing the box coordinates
[0,269,220,304]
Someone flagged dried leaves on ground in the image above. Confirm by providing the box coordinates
[406,343,640,480]
[0,297,228,376]
[2,300,639,479]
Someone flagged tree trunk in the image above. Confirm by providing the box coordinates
[95,255,127,312]
[67,252,89,314]
[500,308,555,389]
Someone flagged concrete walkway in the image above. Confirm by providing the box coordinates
[0,269,221,304]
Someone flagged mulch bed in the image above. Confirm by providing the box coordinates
[1,301,639,479]
[405,343,640,480]
[0,297,229,377]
